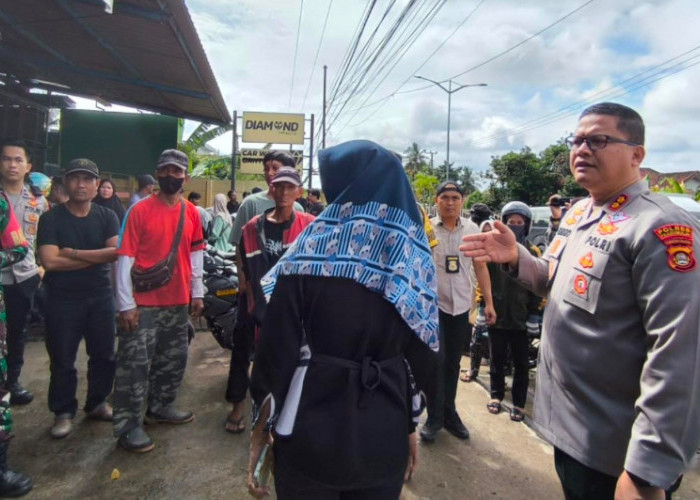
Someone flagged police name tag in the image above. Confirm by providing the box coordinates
[446,255,460,273]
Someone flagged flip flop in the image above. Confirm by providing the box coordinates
[460,370,476,382]
[224,414,246,434]
[486,401,502,415]
[510,408,525,422]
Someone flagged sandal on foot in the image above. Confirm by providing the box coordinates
[224,414,245,434]
[510,408,525,422]
[486,401,502,415]
[460,370,475,383]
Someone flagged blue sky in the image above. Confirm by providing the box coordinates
[178,0,700,177]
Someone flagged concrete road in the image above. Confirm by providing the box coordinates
[8,332,700,499]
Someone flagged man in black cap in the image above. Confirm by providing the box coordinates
[470,203,493,226]
[37,159,120,439]
[421,181,496,443]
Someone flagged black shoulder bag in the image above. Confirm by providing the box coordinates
[130,201,186,293]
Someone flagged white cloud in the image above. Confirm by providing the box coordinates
[82,0,700,176]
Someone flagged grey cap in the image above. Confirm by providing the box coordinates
[156,149,188,170]
[64,158,99,178]
[271,167,302,187]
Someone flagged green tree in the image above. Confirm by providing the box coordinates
[178,122,233,179]
[403,142,428,181]
[482,140,583,208]
[465,190,485,208]
[413,172,439,204]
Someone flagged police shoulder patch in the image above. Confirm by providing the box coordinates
[653,224,696,272]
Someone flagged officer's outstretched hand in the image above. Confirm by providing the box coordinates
[460,220,518,267]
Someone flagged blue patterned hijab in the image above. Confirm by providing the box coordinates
[261,140,439,351]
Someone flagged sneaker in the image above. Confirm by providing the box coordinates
[118,427,154,453]
[419,421,442,443]
[50,416,73,439]
[8,385,33,406]
[144,407,194,425]
[86,402,113,422]
[444,413,470,440]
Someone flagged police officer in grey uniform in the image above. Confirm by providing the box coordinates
[0,139,48,405]
[461,102,700,500]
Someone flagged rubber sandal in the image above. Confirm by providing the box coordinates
[510,408,525,422]
[224,414,246,434]
[459,370,475,383]
[486,401,502,415]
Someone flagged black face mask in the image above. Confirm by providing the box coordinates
[508,224,526,242]
[158,175,185,195]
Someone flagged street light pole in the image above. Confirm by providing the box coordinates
[415,76,486,180]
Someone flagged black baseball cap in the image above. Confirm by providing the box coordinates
[64,158,99,178]
[436,180,464,197]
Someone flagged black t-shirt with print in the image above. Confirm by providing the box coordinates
[262,218,286,267]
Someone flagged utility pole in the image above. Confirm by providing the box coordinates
[425,150,438,170]
[322,65,327,149]
[415,76,486,180]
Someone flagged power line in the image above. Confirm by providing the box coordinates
[470,45,700,146]
[288,0,305,110]
[300,0,334,111]
[327,0,377,107]
[333,0,449,133]
[339,0,486,130]
[326,0,427,126]
[326,0,444,136]
[333,0,592,126]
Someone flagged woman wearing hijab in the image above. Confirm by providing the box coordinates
[247,140,439,499]
[93,179,125,223]
[485,202,543,422]
[208,193,234,253]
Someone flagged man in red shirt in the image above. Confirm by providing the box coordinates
[113,149,205,453]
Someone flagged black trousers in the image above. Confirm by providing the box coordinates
[3,274,40,386]
[44,288,116,417]
[554,448,681,500]
[225,293,254,403]
[274,468,404,500]
[489,328,529,408]
[426,309,470,427]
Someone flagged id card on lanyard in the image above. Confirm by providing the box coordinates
[446,255,460,273]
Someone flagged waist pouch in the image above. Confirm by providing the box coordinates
[130,201,185,293]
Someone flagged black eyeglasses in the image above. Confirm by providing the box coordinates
[565,134,640,151]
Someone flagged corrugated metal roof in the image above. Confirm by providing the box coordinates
[0,0,230,124]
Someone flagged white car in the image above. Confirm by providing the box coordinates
[664,194,700,220]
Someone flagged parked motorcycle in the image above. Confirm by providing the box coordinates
[196,247,239,349]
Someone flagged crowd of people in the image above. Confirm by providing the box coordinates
[0,101,697,500]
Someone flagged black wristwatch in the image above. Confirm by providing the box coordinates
[626,471,655,488]
[549,216,561,223]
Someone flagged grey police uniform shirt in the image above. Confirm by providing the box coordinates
[0,185,48,285]
[514,179,700,489]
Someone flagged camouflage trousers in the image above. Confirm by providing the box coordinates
[0,288,13,442]
[0,357,11,442]
[113,305,189,437]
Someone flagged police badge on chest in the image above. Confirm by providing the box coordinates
[446,255,460,273]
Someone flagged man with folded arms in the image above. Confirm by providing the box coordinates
[37,158,119,439]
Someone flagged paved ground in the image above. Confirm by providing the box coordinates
[7,331,700,499]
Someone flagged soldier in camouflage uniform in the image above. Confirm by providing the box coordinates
[114,150,204,453]
[0,192,32,497]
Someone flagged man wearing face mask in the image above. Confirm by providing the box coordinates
[484,201,543,422]
[112,149,205,453]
